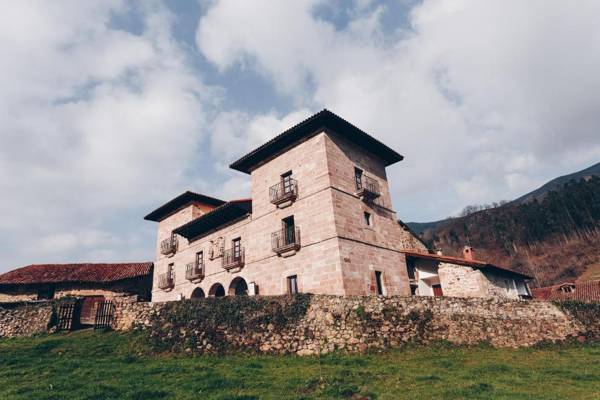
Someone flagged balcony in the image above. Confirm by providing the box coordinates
[222,248,245,272]
[160,236,178,256]
[270,179,298,208]
[158,272,175,291]
[272,227,301,257]
[355,175,380,200]
[185,261,205,282]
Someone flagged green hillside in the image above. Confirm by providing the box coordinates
[1,331,599,399]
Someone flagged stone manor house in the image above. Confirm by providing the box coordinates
[145,110,532,302]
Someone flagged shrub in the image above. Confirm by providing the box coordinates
[142,294,312,354]
[555,300,600,341]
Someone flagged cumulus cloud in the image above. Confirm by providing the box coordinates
[0,1,214,270]
[197,0,600,220]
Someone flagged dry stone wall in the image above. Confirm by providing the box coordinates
[0,301,53,337]
[137,295,585,355]
[0,295,589,352]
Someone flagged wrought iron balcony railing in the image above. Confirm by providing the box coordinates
[185,261,205,282]
[158,271,175,290]
[269,179,298,206]
[222,248,245,271]
[272,227,301,254]
[355,175,380,200]
[160,236,178,255]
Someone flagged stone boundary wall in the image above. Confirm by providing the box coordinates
[136,296,586,355]
[0,301,54,337]
[0,296,588,353]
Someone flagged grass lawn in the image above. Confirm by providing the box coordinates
[1,331,599,400]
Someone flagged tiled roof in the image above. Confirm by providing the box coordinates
[144,191,226,222]
[532,281,600,302]
[402,251,533,280]
[229,109,404,174]
[174,199,252,241]
[0,262,153,286]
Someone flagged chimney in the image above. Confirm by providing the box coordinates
[463,246,474,261]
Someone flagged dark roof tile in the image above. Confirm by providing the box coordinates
[230,109,403,174]
[144,191,226,222]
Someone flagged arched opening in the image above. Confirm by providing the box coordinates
[228,277,248,296]
[209,283,225,297]
[190,287,205,299]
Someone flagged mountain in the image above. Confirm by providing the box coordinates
[512,161,600,204]
[407,163,600,287]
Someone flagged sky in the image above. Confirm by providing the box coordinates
[1,0,600,272]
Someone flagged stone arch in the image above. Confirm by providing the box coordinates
[208,283,226,297]
[228,277,248,296]
[190,287,205,299]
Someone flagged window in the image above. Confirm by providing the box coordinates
[561,284,575,294]
[375,271,384,295]
[232,238,242,260]
[196,251,203,265]
[282,216,296,244]
[364,211,372,226]
[406,258,416,280]
[355,167,363,190]
[167,263,174,278]
[287,275,299,294]
[281,171,293,194]
[410,285,418,296]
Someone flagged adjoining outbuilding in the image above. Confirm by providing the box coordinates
[403,247,532,299]
[0,262,154,303]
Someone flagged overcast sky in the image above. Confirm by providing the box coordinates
[1,0,600,272]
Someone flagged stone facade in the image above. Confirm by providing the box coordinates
[406,250,531,300]
[151,130,421,302]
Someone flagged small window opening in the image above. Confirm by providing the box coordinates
[406,258,416,280]
[287,275,299,294]
[364,212,372,226]
[375,271,384,295]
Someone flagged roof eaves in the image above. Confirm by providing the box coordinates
[229,109,403,174]
[144,191,226,222]
[173,200,252,241]
[402,251,532,280]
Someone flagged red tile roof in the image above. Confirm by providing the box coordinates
[0,262,153,286]
[402,251,533,279]
[532,281,600,302]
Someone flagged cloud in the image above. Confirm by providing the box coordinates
[197,0,600,220]
[0,1,215,270]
